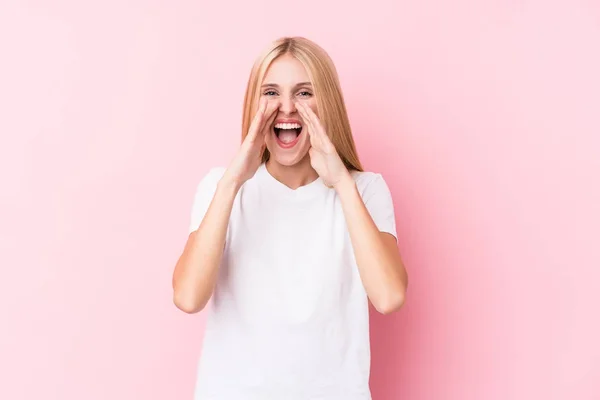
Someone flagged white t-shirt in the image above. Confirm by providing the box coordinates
[188,162,397,400]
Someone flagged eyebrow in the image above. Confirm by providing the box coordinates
[261,82,313,88]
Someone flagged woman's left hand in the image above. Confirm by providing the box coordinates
[296,101,352,189]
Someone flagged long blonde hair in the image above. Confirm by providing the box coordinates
[240,36,363,172]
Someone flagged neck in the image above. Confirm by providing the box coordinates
[265,156,319,190]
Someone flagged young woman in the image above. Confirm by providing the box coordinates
[172,36,408,400]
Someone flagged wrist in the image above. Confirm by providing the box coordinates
[334,171,356,195]
[218,173,243,194]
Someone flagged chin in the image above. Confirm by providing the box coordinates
[266,145,310,167]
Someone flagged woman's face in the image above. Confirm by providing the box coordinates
[260,54,317,167]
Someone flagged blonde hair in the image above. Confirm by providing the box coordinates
[241,36,363,172]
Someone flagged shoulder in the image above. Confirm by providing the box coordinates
[190,166,227,198]
[349,169,397,235]
[350,170,392,194]
[193,166,227,187]
[200,166,227,182]
[187,167,227,234]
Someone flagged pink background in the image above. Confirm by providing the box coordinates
[1,1,599,399]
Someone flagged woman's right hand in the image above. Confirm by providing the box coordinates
[223,97,279,188]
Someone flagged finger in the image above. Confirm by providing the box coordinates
[298,102,323,135]
[296,102,322,148]
[299,102,333,152]
[256,100,279,144]
[296,101,309,125]
[298,102,322,138]
[262,100,280,131]
[296,102,314,135]
[247,98,268,140]
[255,97,268,122]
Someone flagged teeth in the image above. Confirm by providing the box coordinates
[274,122,302,130]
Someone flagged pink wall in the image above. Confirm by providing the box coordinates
[1,1,598,399]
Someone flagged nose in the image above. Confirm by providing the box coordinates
[279,96,296,115]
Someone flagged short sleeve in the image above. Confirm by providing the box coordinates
[360,173,398,241]
[188,167,226,234]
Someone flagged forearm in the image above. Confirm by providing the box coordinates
[336,174,407,314]
[172,176,240,313]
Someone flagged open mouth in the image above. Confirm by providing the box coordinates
[273,122,303,147]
